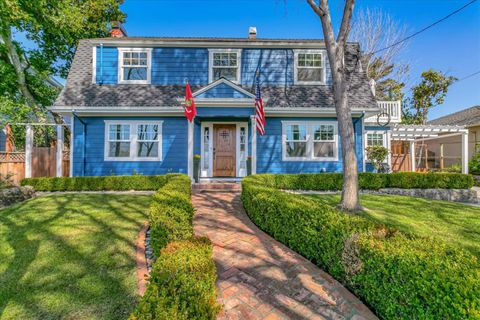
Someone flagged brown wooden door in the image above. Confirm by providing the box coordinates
[391,141,411,172]
[213,124,236,177]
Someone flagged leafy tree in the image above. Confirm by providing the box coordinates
[0,0,125,146]
[306,0,360,211]
[403,69,456,124]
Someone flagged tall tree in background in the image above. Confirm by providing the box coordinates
[403,69,456,124]
[349,8,409,101]
[0,0,124,146]
[306,0,360,211]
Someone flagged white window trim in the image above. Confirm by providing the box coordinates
[118,48,152,84]
[282,121,338,161]
[293,49,327,85]
[364,130,387,163]
[104,120,163,161]
[208,48,242,84]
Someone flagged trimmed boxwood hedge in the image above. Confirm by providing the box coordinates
[241,175,480,319]
[131,174,221,320]
[251,172,474,191]
[20,175,168,191]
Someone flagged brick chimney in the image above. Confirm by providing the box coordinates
[110,21,127,38]
[248,27,257,40]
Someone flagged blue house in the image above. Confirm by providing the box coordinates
[51,27,401,180]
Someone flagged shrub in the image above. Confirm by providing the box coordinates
[248,172,473,191]
[20,175,169,191]
[130,238,221,320]
[470,153,480,174]
[241,176,480,319]
[132,174,221,320]
[365,146,389,172]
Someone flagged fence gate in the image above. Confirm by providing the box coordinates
[391,141,411,172]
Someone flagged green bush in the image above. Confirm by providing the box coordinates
[248,172,473,191]
[132,174,221,320]
[130,238,221,320]
[241,176,480,319]
[470,153,480,174]
[20,175,168,191]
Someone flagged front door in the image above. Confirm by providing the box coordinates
[213,124,236,177]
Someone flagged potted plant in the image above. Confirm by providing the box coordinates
[193,154,201,182]
[365,146,389,173]
[246,156,252,176]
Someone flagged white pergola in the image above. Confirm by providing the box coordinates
[391,124,469,174]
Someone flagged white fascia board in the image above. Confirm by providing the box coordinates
[89,39,327,49]
[265,107,379,117]
[192,78,255,99]
[49,105,184,116]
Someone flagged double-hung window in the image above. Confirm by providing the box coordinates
[105,121,162,161]
[294,50,326,84]
[366,133,385,147]
[283,121,338,161]
[209,49,241,83]
[118,48,152,84]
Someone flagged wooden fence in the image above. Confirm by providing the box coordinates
[0,148,70,185]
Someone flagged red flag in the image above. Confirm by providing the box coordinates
[184,82,197,122]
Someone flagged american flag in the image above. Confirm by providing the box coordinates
[255,73,266,135]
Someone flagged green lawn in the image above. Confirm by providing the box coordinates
[0,194,151,320]
[309,194,480,257]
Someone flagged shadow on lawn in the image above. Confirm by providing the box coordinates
[0,194,148,319]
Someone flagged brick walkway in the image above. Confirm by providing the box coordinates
[192,191,377,320]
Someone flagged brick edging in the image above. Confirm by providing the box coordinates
[136,221,149,296]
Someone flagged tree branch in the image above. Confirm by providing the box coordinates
[306,0,325,17]
[337,0,355,48]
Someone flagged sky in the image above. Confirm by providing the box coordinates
[121,0,478,120]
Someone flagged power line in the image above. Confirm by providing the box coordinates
[457,70,480,82]
[373,0,479,55]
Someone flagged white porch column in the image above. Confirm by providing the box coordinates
[250,115,257,174]
[187,120,194,180]
[410,140,416,172]
[462,131,469,174]
[386,130,392,169]
[25,124,33,178]
[56,125,64,177]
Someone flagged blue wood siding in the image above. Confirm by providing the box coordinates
[196,107,254,118]
[94,47,333,86]
[95,46,118,84]
[196,82,251,98]
[256,117,364,174]
[151,48,208,85]
[0,130,5,152]
[72,117,188,176]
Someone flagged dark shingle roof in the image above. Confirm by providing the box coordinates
[54,39,376,109]
[428,106,480,127]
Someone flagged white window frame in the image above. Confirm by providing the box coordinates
[293,49,326,85]
[364,130,387,162]
[104,120,163,161]
[282,121,338,161]
[208,49,242,84]
[118,48,152,84]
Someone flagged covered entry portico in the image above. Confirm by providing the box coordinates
[391,124,469,174]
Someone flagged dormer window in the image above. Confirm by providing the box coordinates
[294,50,326,85]
[118,48,152,84]
[209,49,241,83]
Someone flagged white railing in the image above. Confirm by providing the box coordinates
[365,101,402,124]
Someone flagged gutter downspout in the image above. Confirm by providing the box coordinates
[72,111,87,176]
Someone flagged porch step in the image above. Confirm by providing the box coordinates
[192,183,241,192]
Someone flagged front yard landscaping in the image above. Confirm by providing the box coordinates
[0,193,151,320]
[310,193,480,257]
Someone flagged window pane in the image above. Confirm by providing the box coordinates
[137,142,159,157]
[314,142,335,158]
[109,124,130,140]
[367,134,384,146]
[298,68,323,82]
[213,67,237,81]
[123,67,147,80]
[108,142,130,157]
[286,124,306,141]
[314,124,334,141]
[213,52,237,67]
[137,124,158,141]
[286,142,307,157]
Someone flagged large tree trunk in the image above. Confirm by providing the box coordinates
[307,0,360,211]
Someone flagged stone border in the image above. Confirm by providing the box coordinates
[0,186,35,208]
[136,222,149,296]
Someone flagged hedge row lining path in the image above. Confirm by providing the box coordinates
[192,191,376,320]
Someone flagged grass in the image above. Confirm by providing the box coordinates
[0,194,151,320]
[308,194,480,257]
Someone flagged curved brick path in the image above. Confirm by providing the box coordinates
[192,191,377,320]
